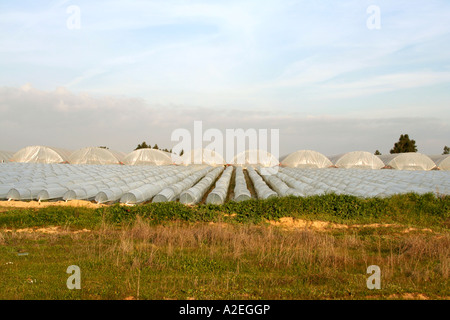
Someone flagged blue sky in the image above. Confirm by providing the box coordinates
[0,0,449,155]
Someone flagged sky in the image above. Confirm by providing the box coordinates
[0,0,449,157]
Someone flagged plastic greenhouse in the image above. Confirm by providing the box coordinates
[280,150,333,168]
[429,155,450,171]
[231,149,279,167]
[123,148,175,166]
[177,149,226,166]
[378,153,436,171]
[69,147,125,165]
[11,146,72,164]
[328,151,385,169]
[0,151,13,163]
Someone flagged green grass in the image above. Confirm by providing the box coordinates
[0,193,448,300]
[0,193,448,230]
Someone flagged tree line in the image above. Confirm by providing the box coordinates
[374,134,449,155]
[134,141,184,156]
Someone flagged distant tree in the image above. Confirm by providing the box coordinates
[374,150,381,155]
[153,144,159,150]
[390,134,418,154]
[443,146,450,155]
[98,146,109,149]
[135,141,149,150]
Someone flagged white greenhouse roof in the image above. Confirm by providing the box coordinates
[378,153,436,171]
[281,150,333,168]
[328,151,385,169]
[11,146,72,164]
[69,147,125,165]
[231,149,279,168]
[428,155,450,171]
[176,149,225,166]
[123,148,175,166]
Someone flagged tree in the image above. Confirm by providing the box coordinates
[153,144,159,150]
[374,150,381,155]
[390,134,418,154]
[98,146,109,149]
[443,146,450,155]
[135,141,149,150]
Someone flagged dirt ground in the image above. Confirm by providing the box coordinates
[268,217,436,233]
[0,200,105,209]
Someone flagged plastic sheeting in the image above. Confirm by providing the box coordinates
[153,166,214,203]
[123,148,174,166]
[180,167,224,204]
[206,166,233,204]
[329,151,385,169]
[119,166,208,204]
[428,155,450,171]
[232,149,279,168]
[279,167,449,197]
[247,166,278,199]
[177,149,226,166]
[234,167,252,202]
[257,167,302,197]
[69,147,125,165]
[11,146,72,164]
[1,163,448,202]
[0,150,13,163]
[281,150,333,168]
[378,153,436,171]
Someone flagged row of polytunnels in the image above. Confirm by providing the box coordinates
[0,162,448,204]
[1,146,449,170]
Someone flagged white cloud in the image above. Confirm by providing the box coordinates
[0,85,448,156]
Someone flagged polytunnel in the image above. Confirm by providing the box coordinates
[123,148,174,166]
[206,166,233,205]
[179,167,224,205]
[153,166,213,203]
[257,167,302,197]
[11,146,72,164]
[177,149,226,166]
[233,167,252,202]
[428,155,450,171]
[231,149,279,168]
[280,150,333,168]
[0,150,13,163]
[378,153,436,171]
[247,166,278,200]
[120,166,209,204]
[328,151,385,169]
[69,147,125,165]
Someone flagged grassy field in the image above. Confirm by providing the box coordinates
[0,193,449,300]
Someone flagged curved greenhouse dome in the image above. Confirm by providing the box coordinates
[280,150,333,168]
[329,151,385,169]
[231,149,279,167]
[378,153,436,171]
[124,148,174,166]
[177,149,225,166]
[69,147,125,165]
[11,146,72,164]
[0,150,14,163]
[429,155,450,171]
